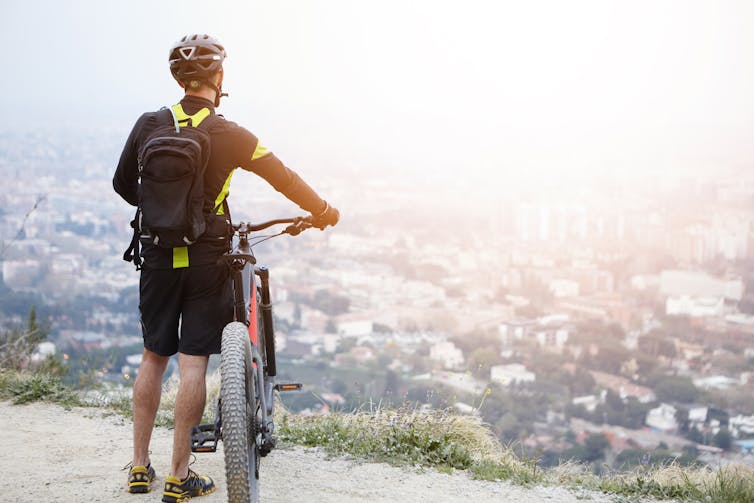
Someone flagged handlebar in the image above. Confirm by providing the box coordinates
[232,216,314,236]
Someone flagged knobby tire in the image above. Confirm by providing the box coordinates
[221,322,261,503]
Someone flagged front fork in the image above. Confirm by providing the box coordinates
[250,343,276,455]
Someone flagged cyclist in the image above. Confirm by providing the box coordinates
[113,34,339,501]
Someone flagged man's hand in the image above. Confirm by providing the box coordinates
[311,201,339,229]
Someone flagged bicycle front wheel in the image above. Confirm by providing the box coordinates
[220,322,261,503]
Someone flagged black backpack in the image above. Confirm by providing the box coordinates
[123,106,216,268]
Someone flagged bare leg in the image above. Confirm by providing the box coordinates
[171,353,209,479]
[132,349,169,466]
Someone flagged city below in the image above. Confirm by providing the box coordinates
[2,126,754,471]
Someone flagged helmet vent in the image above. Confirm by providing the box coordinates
[179,46,197,60]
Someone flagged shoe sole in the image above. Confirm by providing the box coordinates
[162,485,216,502]
[129,484,151,493]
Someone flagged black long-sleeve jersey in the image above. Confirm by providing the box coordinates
[114,95,327,269]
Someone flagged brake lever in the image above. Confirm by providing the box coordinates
[284,217,313,236]
[285,224,302,236]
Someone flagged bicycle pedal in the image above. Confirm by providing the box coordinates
[191,424,218,453]
[274,382,303,392]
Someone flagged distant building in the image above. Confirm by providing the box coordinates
[336,318,373,337]
[320,393,345,406]
[630,274,660,291]
[429,341,464,370]
[590,371,656,403]
[571,267,615,295]
[676,341,706,361]
[730,415,754,437]
[688,406,708,429]
[51,253,84,275]
[300,306,328,334]
[453,402,478,415]
[350,346,375,364]
[693,375,739,390]
[660,270,744,302]
[58,330,109,351]
[646,403,678,432]
[666,295,725,317]
[414,369,485,394]
[572,394,600,413]
[498,320,536,346]
[513,202,588,242]
[30,342,55,363]
[535,328,569,351]
[703,314,754,348]
[556,294,632,326]
[2,259,41,289]
[549,279,579,298]
[490,363,536,386]
[499,315,570,351]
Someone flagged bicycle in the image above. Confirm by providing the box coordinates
[190,215,316,503]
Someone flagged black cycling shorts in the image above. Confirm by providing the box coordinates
[139,263,233,356]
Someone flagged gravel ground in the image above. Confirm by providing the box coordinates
[2,401,622,503]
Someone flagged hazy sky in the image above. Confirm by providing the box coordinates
[4,0,754,188]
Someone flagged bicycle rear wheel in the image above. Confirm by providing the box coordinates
[220,322,261,503]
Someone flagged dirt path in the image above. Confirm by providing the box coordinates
[2,401,615,503]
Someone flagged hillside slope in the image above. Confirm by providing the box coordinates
[2,401,615,503]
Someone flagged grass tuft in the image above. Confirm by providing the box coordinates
[277,401,754,501]
[0,369,82,407]
[278,404,536,482]
[558,460,754,502]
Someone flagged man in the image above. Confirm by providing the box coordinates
[113,34,339,502]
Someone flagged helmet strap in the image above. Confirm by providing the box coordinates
[205,80,229,107]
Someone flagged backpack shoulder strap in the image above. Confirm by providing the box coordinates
[169,103,216,130]
[167,105,181,132]
[196,110,220,132]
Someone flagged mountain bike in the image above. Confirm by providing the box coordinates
[190,216,314,503]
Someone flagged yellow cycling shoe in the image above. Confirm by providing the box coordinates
[162,469,216,502]
[127,463,157,493]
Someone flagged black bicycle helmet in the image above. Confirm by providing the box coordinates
[169,34,226,83]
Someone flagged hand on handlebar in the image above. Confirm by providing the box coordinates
[311,201,339,230]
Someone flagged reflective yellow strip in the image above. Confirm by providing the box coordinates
[251,143,270,161]
[172,247,189,269]
[171,104,211,127]
[214,170,235,215]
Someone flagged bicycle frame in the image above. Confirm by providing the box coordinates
[226,228,277,445]
[191,216,314,502]
[192,217,309,459]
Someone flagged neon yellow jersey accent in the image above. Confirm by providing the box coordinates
[251,143,270,161]
[213,170,235,215]
[170,104,211,127]
[172,247,189,269]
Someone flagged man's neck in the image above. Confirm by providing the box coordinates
[184,88,216,105]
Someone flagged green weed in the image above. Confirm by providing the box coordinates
[0,370,82,407]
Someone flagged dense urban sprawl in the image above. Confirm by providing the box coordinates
[2,127,754,471]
